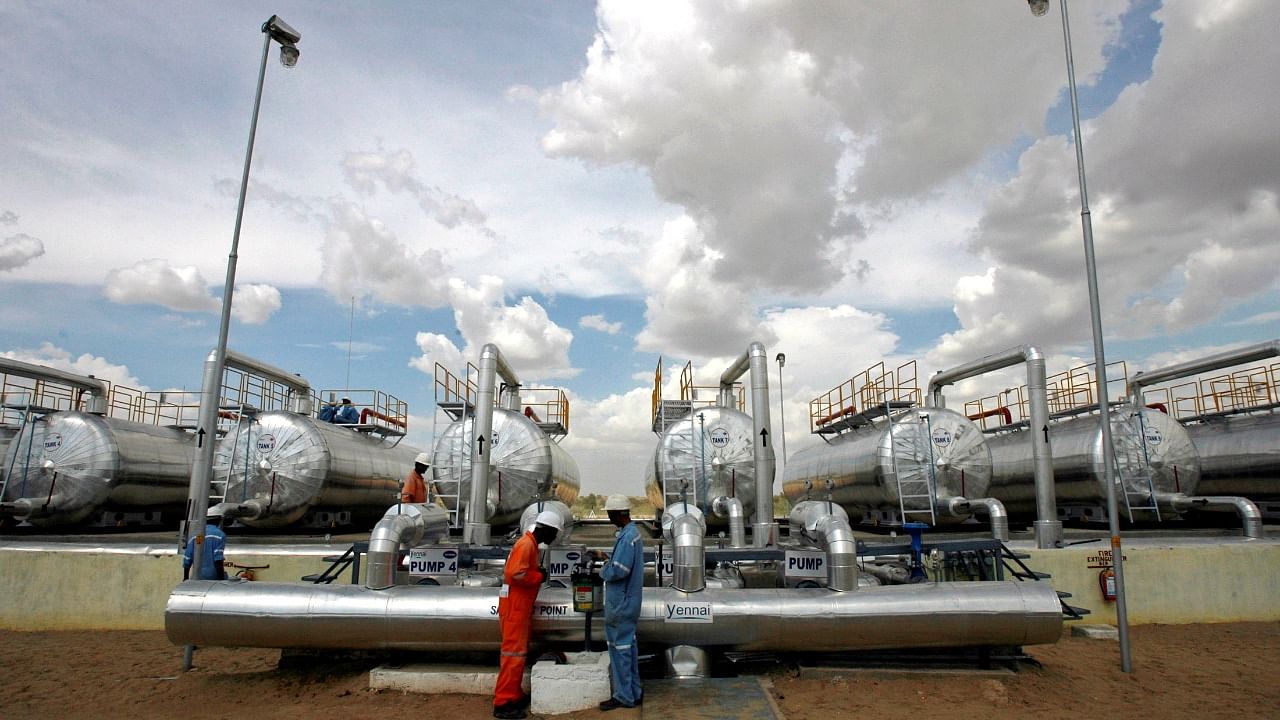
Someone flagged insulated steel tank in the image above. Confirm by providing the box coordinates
[431,407,580,528]
[986,405,1200,516]
[781,407,991,522]
[645,406,766,524]
[217,411,420,528]
[1,412,194,526]
[1183,412,1280,500]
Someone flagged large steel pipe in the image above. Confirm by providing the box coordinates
[929,346,1060,548]
[366,503,451,589]
[0,358,109,414]
[466,344,520,545]
[719,341,776,546]
[167,580,1062,652]
[1166,493,1264,540]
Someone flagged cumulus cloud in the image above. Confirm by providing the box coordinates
[0,233,44,271]
[941,1,1280,365]
[104,259,220,313]
[230,283,282,325]
[537,2,1121,301]
[342,148,495,236]
[1,342,145,389]
[408,275,578,382]
[320,201,453,307]
[579,313,623,335]
[634,217,774,356]
[102,258,281,324]
[0,210,17,225]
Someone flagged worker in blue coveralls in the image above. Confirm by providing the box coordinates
[182,508,227,580]
[594,494,644,710]
[319,396,360,425]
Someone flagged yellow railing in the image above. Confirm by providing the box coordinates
[809,360,919,433]
[963,360,1128,428]
[1139,361,1280,420]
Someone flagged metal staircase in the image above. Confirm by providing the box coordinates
[999,543,1091,620]
[301,541,367,584]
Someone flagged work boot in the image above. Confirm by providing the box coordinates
[493,704,527,720]
[598,697,636,711]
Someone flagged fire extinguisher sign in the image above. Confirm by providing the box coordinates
[1085,549,1128,568]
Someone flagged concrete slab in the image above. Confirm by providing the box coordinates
[368,663,526,696]
[1071,624,1120,640]
[531,651,611,715]
[640,677,781,720]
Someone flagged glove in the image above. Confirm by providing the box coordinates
[538,566,549,580]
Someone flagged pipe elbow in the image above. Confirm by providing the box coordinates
[968,497,1010,542]
[1171,494,1263,540]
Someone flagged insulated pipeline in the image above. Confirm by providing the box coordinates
[166,580,1063,652]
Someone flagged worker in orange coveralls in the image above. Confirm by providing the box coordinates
[400,452,431,504]
[493,509,563,719]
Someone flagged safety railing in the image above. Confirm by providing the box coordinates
[963,360,1128,428]
[520,387,570,436]
[1138,361,1280,420]
[809,360,919,433]
[318,388,409,436]
[434,361,478,409]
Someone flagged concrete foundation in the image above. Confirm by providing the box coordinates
[369,663,525,696]
[531,651,611,715]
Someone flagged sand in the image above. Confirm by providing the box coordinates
[1,623,1276,720]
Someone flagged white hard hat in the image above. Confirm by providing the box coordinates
[603,494,631,512]
[414,452,430,465]
[534,509,564,531]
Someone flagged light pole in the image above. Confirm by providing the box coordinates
[182,15,301,598]
[1028,0,1132,672]
[774,353,787,466]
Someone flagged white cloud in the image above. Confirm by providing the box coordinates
[560,386,657,496]
[0,210,17,225]
[407,276,577,382]
[230,284,282,326]
[538,2,1122,302]
[103,259,220,314]
[102,258,281,324]
[942,1,1280,364]
[320,200,453,307]
[342,148,496,236]
[1,342,145,389]
[0,233,44,271]
[579,314,623,335]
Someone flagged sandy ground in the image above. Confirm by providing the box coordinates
[1,623,1277,720]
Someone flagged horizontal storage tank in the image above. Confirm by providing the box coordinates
[645,406,765,524]
[781,407,991,522]
[1184,412,1280,500]
[217,411,419,528]
[986,405,1200,516]
[431,407,580,528]
[1,412,194,526]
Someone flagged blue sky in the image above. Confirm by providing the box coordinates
[2,1,1277,495]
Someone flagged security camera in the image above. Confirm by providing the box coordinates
[263,15,301,45]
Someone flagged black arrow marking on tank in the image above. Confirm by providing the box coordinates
[1042,425,1049,443]
[197,428,206,448]
[477,434,486,455]
[760,428,769,447]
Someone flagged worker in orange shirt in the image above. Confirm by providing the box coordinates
[493,509,563,719]
[401,453,431,504]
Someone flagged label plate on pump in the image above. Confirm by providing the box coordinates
[547,546,586,580]
[784,550,827,579]
[409,547,459,577]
